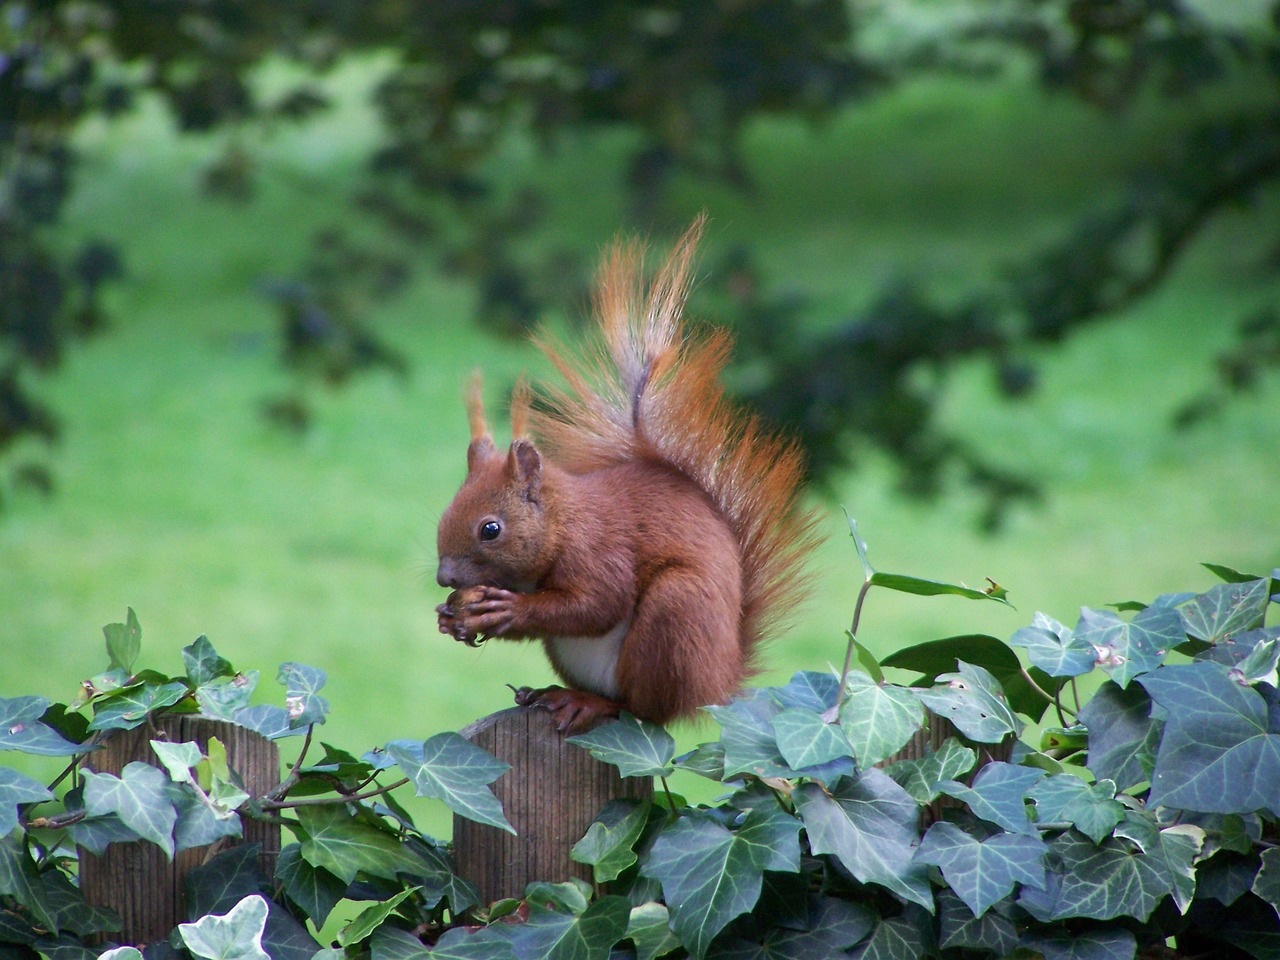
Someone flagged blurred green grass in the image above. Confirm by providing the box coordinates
[3,66,1277,841]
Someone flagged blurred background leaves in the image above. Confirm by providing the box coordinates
[5,0,1278,525]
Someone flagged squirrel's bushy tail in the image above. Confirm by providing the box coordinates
[529,216,818,662]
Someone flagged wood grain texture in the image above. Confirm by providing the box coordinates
[453,706,653,905]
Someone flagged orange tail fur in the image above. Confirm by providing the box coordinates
[529,216,819,664]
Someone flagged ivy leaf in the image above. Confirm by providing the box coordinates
[525,896,632,960]
[1139,661,1280,817]
[836,672,923,767]
[1029,776,1125,844]
[369,925,433,960]
[0,768,53,835]
[82,762,176,857]
[1113,814,1203,914]
[1017,830,1171,922]
[103,608,142,674]
[1011,613,1095,678]
[1018,928,1137,960]
[0,696,87,756]
[567,713,675,778]
[1182,578,1271,643]
[232,704,301,740]
[885,738,977,804]
[1075,606,1180,689]
[177,893,271,960]
[66,812,137,855]
[1253,847,1280,923]
[766,671,841,712]
[150,740,204,783]
[770,707,853,771]
[624,902,681,960]
[936,889,1018,955]
[916,822,1047,917]
[641,808,800,959]
[39,868,120,937]
[570,799,650,883]
[522,880,590,915]
[196,673,258,721]
[869,571,1010,605]
[712,893,877,958]
[708,695,856,784]
[674,741,726,781]
[403,837,478,914]
[182,844,303,960]
[937,762,1043,836]
[173,786,244,852]
[183,636,234,686]
[338,886,419,947]
[1200,852,1264,908]
[882,633,1063,721]
[98,949,145,960]
[297,804,426,883]
[1078,681,1159,792]
[1231,636,1280,687]
[87,681,189,732]
[912,661,1020,743]
[847,515,875,581]
[452,896,629,960]
[387,733,513,834]
[847,914,929,960]
[275,844,345,928]
[794,770,933,911]
[704,697,791,781]
[277,662,329,729]
[1203,563,1268,584]
[0,832,57,931]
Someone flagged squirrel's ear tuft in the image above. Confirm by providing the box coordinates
[466,435,496,474]
[464,371,497,475]
[510,376,533,439]
[509,438,543,502]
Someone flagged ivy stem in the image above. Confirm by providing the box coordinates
[264,724,315,802]
[1019,668,1077,723]
[659,776,677,816]
[835,578,874,712]
[260,776,410,811]
[1069,677,1083,714]
[45,734,103,793]
[26,810,87,830]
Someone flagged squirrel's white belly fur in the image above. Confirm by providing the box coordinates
[549,620,629,699]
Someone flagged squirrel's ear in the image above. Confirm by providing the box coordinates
[508,438,542,503]
[466,436,496,475]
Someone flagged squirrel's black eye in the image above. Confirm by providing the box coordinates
[479,520,502,542]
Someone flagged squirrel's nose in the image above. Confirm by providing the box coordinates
[436,559,458,589]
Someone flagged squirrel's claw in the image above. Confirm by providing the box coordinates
[452,587,518,636]
[513,685,620,734]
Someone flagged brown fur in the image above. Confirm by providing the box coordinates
[436,217,819,727]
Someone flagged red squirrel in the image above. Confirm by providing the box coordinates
[435,217,817,732]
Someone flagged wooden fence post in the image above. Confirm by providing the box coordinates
[78,715,280,947]
[453,706,653,906]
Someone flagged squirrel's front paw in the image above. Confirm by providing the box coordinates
[438,589,484,646]
[453,585,519,638]
[513,685,621,734]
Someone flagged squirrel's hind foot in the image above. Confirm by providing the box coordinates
[512,684,621,734]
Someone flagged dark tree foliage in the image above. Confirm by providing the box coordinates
[3,0,1277,525]
[730,0,1280,527]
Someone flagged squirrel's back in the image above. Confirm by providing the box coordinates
[528,216,818,666]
